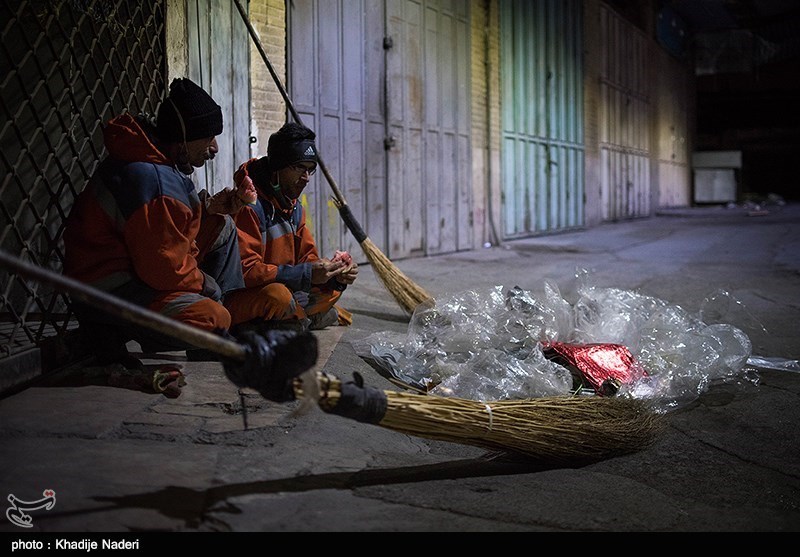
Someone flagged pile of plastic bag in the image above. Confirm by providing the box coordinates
[354,273,764,413]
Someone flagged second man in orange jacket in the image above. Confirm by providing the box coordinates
[225,122,358,332]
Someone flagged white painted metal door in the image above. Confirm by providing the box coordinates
[187,0,250,195]
[287,0,385,261]
[599,4,651,220]
[385,0,472,258]
[500,0,584,238]
[655,48,691,208]
[288,0,472,260]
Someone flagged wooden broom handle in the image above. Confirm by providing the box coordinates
[0,249,247,362]
[232,0,347,208]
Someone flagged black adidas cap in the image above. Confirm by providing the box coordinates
[266,122,318,172]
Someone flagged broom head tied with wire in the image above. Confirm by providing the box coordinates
[298,372,664,464]
[360,238,434,314]
[335,201,433,314]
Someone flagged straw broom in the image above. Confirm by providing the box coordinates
[0,249,662,462]
[295,372,663,464]
[233,0,432,314]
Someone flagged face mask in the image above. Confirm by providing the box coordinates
[271,177,293,210]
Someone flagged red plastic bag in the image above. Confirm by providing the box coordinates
[542,341,647,396]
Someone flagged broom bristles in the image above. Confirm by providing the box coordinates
[380,391,663,463]
[360,238,433,314]
[306,374,664,463]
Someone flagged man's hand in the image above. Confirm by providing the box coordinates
[310,258,346,285]
[205,178,258,215]
[335,261,358,285]
[331,250,357,285]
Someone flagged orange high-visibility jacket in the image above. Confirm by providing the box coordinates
[232,159,326,293]
[63,114,205,295]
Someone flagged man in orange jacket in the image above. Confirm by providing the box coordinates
[226,122,358,332]
[63,78,255,365]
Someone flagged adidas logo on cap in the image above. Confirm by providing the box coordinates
[304,146,315,156]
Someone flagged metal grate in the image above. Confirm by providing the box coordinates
[0,0,165,372]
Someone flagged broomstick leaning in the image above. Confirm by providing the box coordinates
[0,249,663,463]
[232,0,432,314]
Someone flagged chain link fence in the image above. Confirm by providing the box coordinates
[0,0,165,386]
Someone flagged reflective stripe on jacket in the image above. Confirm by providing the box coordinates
[232,158,319,292]
[64,114,205,294]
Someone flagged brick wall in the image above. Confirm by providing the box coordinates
[248,0,287,159]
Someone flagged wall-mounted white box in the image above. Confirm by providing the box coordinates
[692,151,742,203]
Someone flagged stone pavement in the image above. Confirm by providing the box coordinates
[0,201,798,533]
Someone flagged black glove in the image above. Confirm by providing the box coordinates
[222,329,319,402]
[323,372,388,424]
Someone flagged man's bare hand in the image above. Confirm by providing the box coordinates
[310,258,346,284]
[330,250,357,285]
[335,261,358,285]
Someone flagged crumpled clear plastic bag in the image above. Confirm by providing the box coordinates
[570,279,754,409]
[744,356,800,373]
[355,285,573,401]
[352,273,761,412]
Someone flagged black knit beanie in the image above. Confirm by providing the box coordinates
[266,123,318,172]
[156,78,223,142]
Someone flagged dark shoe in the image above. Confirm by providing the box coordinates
[78,323,141,370]
[96,352,143,371]
[308,308,339,330]
[138,336,189,355]
[231,318,310,337]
